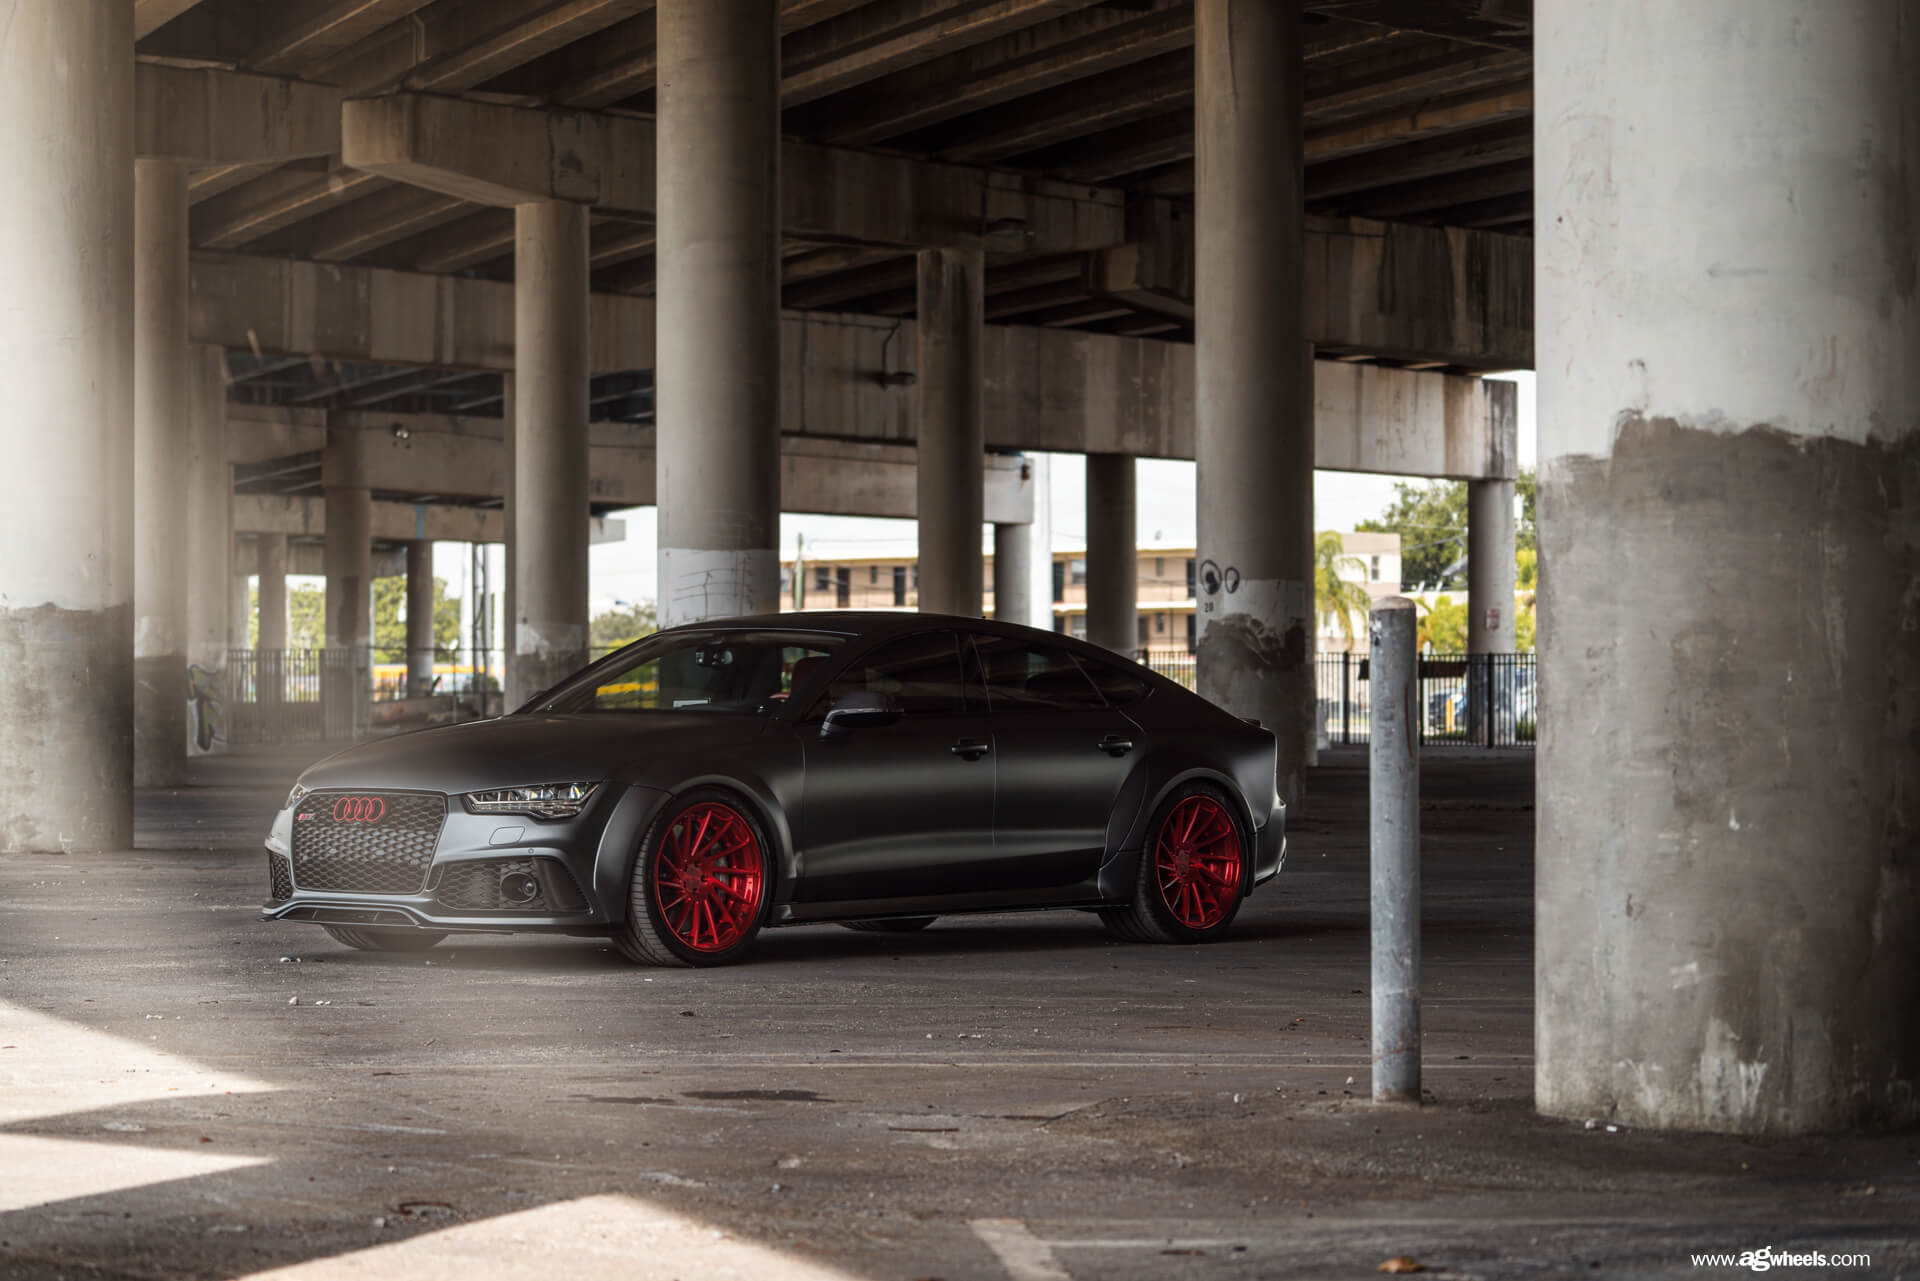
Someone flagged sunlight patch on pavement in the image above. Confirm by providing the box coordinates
[0,998,276,1124]
[0,1134,268,1215]
[236,1194,866,1281]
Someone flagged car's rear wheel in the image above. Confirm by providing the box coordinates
[1100,784,1248,944]
[616,788,772,967]
[322,925,447,952]
[838,916,937,933]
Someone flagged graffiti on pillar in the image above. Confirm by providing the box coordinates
[1222,567,1241,595]
[187,665,227,755]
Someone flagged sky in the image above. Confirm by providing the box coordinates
[383,371,1537,621]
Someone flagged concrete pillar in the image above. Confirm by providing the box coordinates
[323,417,372,730]
[132,159,191,786]
[1085,453,1137,655]
[992,522,1032,630]
[185,345,231,690]
[406,540,435,696]
[1193,0,1312,806]
[1466,477,1516,737]
[258,535,287,706]
[656,0,781,627]
[916,249,986,616]
[0,1,134,849]
[509,201,591,706]
[500,372,515,688]
[1536,0,1920,1134]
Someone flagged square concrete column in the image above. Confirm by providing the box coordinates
[916,248,986,617]
[1193,0,1312,806]
[132,158,192,785]
[0,1,135,850]
[508,202,591,707]
[406,540,436,697]
[656,0,782,627]
[1084,453,1137,655]
[1536,0,1920,1134]
[992,521,1033,630]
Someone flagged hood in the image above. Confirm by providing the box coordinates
[295,713,766,795]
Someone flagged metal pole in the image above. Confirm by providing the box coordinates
[1369,596,1420,1104]
[1341,650,1352,745]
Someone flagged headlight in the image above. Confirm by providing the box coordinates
[463,782,600,820]
[285,783,310,811]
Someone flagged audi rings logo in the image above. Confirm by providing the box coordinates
[331,796,387,824]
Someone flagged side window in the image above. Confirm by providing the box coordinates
[974,634,1106,711]
[1075,651,1151,707]
[821,632,966,717]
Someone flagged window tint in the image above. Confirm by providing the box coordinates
[974,635,1106,711]
[1075,650,1151,707]
[822,631,967,716]
[537,631,846,714]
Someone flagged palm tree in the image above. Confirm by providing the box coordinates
[1314,531,1373,650]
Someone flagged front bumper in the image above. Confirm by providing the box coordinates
[1253,792,1287,886]
[262,783,668,934]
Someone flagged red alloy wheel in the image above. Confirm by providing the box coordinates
[653,802,767,953]
[1153,795,1244,930]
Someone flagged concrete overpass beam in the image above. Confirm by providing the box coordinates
[133,159,193,786]
[1085,453,1137,655]
[134,64,342,166]
[655,0,782,627]
[1536,0,1920,1134]
[916,248,987,617]
[1194,0,1312,807]
[510,202,592,704]
[0,1,135,851]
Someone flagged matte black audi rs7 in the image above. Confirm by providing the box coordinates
[263,613,1286,966]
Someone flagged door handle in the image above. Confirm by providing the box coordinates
[950,738,990,761]
[1098,734,1134,757]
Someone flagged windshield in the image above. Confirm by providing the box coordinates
[529,630,849,715]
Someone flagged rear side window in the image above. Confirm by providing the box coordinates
[1074,651,1151,707]
[821,631,967,716]
[973,634,1106,711]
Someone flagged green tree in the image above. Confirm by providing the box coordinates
[1314,531,1372,649]
[373,576,464,662]
[1357,480,1468,590]
[1415,594,1468,653]
[289,586,325,650]
[1516,465,1537,555]
[591,601,657,653]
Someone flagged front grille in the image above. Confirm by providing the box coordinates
[267,852,293,901]
[290,792,446,894]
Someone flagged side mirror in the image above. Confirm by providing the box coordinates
[820,690,900,740]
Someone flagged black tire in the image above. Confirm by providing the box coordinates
[615,787,774,967]
[323,925,447,952]
[838,917,937,933]
[1100,782,1250,945]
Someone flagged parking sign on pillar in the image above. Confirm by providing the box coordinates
[1193,0,1313,808]
[656,0,782,627]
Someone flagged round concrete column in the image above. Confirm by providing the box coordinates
[257,535,288,706]
[133,159,192,785]
[184,346,231,738]
[0,1,134,850]
[1536,0,1920,1134]
[1085,453,1138,655]
[1193,0,1312,806]
[509,201,590,706]
[916,248,986,616]
[323,418,372,731]
[1465,477,1516,739]
[656,0,781,627]
[992,522,1033,630]
[406,540,436,697]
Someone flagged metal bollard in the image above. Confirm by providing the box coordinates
[1369,597,1421,1104]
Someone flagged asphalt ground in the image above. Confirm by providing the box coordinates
[0,743,1913,1280]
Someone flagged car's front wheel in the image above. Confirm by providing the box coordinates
[322,925,447,952]
[1100,784,1248,944]
[615,788,772,967]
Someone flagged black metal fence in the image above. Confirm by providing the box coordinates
[226,649,507,744]
[1141,649,1536,749]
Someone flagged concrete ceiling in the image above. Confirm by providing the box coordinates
[146,0,1533,409]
